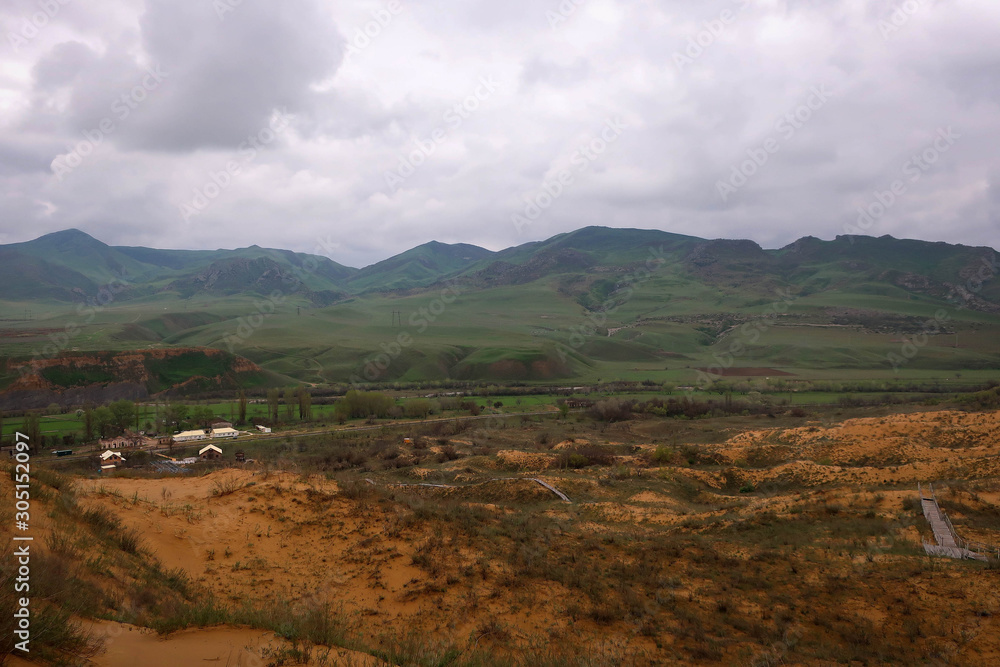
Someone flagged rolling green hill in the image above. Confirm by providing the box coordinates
[0,226,997,388]
[0,246,97,300]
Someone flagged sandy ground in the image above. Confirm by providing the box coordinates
[85,620,377,667]
[78,471,488,643]
[3,620,378,667]
[50,408,1000,664]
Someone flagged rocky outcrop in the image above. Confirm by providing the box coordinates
[3,348,264,410]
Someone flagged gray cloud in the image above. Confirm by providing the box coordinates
[0,0,997,269]
[127,0,343,151]
[31,41,96,89]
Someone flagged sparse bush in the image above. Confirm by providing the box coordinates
[589,398,632,422]
[652,445,674,464]
[210,476,245,497]
[436,445,461,463]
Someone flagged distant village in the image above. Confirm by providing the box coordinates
[93,418,270,474]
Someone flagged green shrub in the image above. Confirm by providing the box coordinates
[652,446,674,464]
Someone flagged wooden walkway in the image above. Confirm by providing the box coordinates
[919,483,990,561]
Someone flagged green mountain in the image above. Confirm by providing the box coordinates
[1,226,997,386]
[346,241,494,292]
[5,229,156,286]
[0,229,355,303]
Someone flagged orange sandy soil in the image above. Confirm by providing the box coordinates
[29,408,1000,664]
[76,472,579,655]
[7,621,378,667]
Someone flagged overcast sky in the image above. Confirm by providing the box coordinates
[0,0,997,268]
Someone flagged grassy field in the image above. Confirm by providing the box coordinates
[5,378,996,458]
[2,258,999,390]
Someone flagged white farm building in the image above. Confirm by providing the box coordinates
[173,430,207,443]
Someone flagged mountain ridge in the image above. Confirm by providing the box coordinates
[1,227,997,310]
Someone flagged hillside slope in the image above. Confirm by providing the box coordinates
[0,348,269,409]
[0,227,997,384]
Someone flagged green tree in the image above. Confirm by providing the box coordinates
[557,402,569,419]
[238,390,248,425]
[110,400,137,434]
[83,406,94,442]
[267,389,280,422]
[405,399,432,419]
[93,407,114,438]
[23,413,42,453]
[340,390,395,419]
[164,404,189,432]
[192,405,214,428]
[334,401,348,425]
[284,387,296,421]
[297,389,312,421]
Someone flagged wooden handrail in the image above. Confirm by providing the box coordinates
[920,484,1000,561]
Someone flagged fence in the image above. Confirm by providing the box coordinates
[919,482,998,561]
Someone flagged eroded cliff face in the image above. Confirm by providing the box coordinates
[2,348,263,410]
